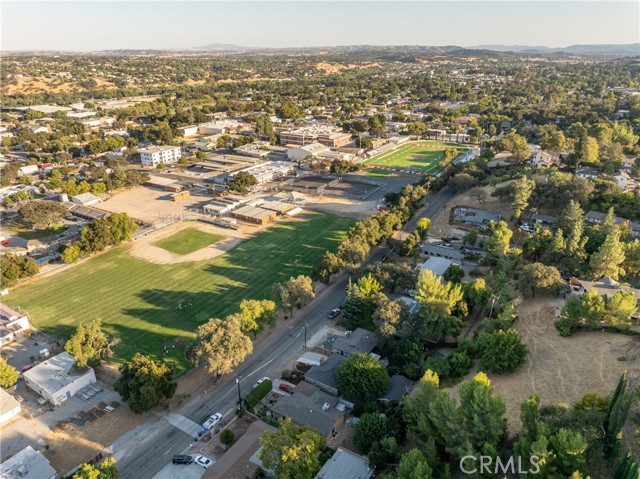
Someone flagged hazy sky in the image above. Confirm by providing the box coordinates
[2,1,638,51]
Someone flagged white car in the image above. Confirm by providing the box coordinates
[252,377,269,389]
[195,455,214,469]
[202,412,223,430]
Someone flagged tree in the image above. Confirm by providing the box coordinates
[220,428,235,445]
[415,269,463,316]
[393,450,433,479]
[368,113,387,137]
[342,275,385,330]
[271,275,315,318]
[463,230,478,246]
[500,131,530,162]
[484,221,513,259]
[114,353,177,414]
[575,133,599,165]
[416,218,431,240]
[73,458,119,479]
[590,227,626,280]
[511,176,535,221]
[237,299,277,334]
[373,298,410,339]
[442,265,464,284]
[108,213,138,244]
[79,219,114,253]
[314,251,344,284]
[604,373,638,457]
[192,315,253,377]
[330,159,358,177]
[229,172,258,194]
[353,413,389,454]
[61,243,83,264]
[1,254,38,288]
[449,173,477,191]
[336,352,390,405]
[337,236,370,266]
[65,319,120,367]
[478,330,528,373]
[604,291,638,328]
[560,200,588,267]
[517,263,564,298]
[0,358,19,388]
[259,418,325,479]
[18,200,69,229]
[366,262,414,293]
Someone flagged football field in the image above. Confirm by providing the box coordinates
[363,141,468,174]
[4,212,353,373]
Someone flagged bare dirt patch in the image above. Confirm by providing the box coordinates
[466,297,638,434]
[314,62,380,74]
[305,196,379,220]
[128,221,248,264]
[43,406,147,474]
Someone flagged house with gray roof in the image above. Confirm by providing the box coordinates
[332,328,378,357]
[379,375,415,406]
[420,242,465,262]
[304,355,346,396]
[315,447,373,479]
[572,277,640,318]
[585,210,640,238]
[0,446,56,479]
[451,206,501,230]
[271,382,345,440]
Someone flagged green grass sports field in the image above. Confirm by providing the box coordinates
[154,228,225,255]
[363,141,468,174]
[5,212,353,373]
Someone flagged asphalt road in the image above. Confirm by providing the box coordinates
[117,186,456,479]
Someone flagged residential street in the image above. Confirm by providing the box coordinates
[115,186,455,479]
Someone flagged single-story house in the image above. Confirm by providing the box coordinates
[0,388,21,426]
[379,375,415,406]
[0,304,31,347]
[420,242,465,262]
[304,355,347,396]
[575,167,600,180]
[585,211,640,238]
[296,351,329,367]
[206,420,276,479]
[571,277,640,318]
[416,256,454,278]
[23,352,96,406]
[531,214,558,227]
[451,206,501,230]
[332,328,378,357]
[271,382,345,441]
[315,447,374,479]
[0,446,56,479]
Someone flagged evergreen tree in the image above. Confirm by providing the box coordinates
[590,228,626,280]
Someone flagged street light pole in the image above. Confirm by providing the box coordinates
[235,377,242,406]
[303,322,308,350]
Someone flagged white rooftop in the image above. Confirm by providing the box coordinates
[419,257,454,277]
[0,446,56,479]
[22,352,93,396]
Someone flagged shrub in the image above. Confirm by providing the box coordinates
[220,428,235,444]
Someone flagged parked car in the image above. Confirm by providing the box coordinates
[252,377,269,389]
[172,455,193,465]
[279,383,293,393]
[202,412,223,430]
[327,308,341,319]
[195,455,213,469]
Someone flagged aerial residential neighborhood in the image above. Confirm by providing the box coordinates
[0,2,639,479]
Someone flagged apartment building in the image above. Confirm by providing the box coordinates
[139,145,182,166]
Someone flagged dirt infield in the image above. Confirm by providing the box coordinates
[486,297,638,432]
[128,221,248,264]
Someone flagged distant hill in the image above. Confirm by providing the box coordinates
[187,43,254,52]
[471,43,640,56]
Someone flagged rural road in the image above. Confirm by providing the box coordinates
[116,186,456,479]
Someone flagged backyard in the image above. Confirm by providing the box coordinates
[363,141,468,174]
[5,212,354,373]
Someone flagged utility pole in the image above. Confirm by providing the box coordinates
[303,322,308,350]
[235,376,242,406]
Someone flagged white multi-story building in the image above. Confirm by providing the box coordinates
[139,146,182,166]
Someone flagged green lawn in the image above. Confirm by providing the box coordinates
[2,220,67,240]
[5,213,354,374]
[154,228,225,255]
[363,141,468,174]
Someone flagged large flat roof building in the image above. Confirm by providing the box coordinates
[22,352,96,406]
[0,446,56,479]
[280,126,352,148]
